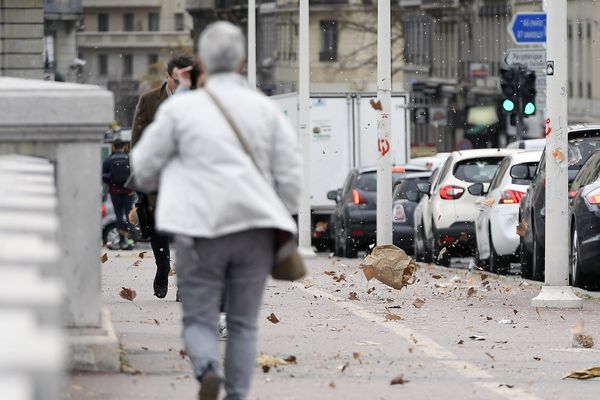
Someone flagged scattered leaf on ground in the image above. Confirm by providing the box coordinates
[138,251,147,259]
[338,362,349,373]
[499,384,515,389]
[480,273,489,281]
[516,222,528,237]
[367,287,376,294]
[119,287,136,301]
[467,287,477,298]
[535,307,541,320]
[302,279,315,289]
[390,376,408,385]
[431,274,444,279]
[141,346,149,351]
[469,335,486,341]
[485,352,495,361]
[513,309,518,315]
[267,313,280,324]
[131,260,142,267]
[348,292,358,301]
[385,312,402,321]
[574,334,595,349]
[412,297,425,308]
[329,382,336,388]
[324,271,336,276]
[533,356,542,361]
[457,339,464,345]
[257,353,289,367]
[179,349,187,359]
[153,319,160,325]
[334,274,346,282]
[564,367,600,380]
[262,365,271,373]
[352,352,360,360]
[101,253,108,263]
[284,355,297,364]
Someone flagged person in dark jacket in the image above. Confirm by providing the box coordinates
[102,139,134,250]
[131,55,194,299]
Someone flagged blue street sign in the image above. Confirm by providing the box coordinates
[509,13,547,44]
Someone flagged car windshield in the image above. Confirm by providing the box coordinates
[356,171,410,191]
[453,157,503,183]
[393,177,430,200]
[568,132,600,170]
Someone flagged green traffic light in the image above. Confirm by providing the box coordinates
[524,102,536,115]
[502,99,515,112]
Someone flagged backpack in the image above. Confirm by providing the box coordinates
[109,152,131,186]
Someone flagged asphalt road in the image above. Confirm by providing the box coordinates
[67,245,600,400]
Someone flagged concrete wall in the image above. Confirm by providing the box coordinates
[0,0,45,79]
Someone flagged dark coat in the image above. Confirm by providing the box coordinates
[131,82,169,148]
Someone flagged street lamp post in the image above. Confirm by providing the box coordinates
[531,0,582,308]
[376,0,393,246]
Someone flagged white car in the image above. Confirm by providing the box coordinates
[418,148,518,266]
[472,150,543,273]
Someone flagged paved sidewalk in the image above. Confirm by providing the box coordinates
[67,245,600,400]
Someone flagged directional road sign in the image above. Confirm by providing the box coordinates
[504,48,546,69]
[509,12,547,44]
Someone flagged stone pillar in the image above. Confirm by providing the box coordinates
[0,0,45,79]
[0,77,119,371]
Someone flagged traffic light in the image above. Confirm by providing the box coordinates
[500,66,517,113]
[521,70,536,116]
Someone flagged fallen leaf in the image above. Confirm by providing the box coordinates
[141,346,149,351]
[431,274,444,279]
[467,287,477,298]
[334,274,346,282]
[469,335,486,341]
[390,376,409,385]
[574,334,595,349]
[262,365,271,373]
[535,307,541,320]
[370,99,383,111]
[179,349,187,359]
[138,251,147,259]
[485,352,495,361]
[153,319,160,325]
[101,253,108,263]
[119,287,136,301]
[516,222,528,237]
[131,260,142,267]
[361,265,375,281]
[564,367,600,380]
[480,274,489,281]
[302,279,315,289]
[329,382,336,388]
[513,309,518,315]
[267,313,280,324]
[385,313,402,321]
[324,271,336,276]
[352,352,360,360]
[412,297,425,308]
[457,339,464,345]
[533,356,542,361]
[499,384,515,389]
[284,355,297,364]
[367,287,376,294]
[348,292,358,301]
[257,353,289,367]
[338,362,349,373]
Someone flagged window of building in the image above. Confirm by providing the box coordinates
[123,13,134,32]
[579,81,583,98]
[148,53,159,73]
[319,20,338,62]
[98,54,108,76]
[569,80,573,98]
[98,13,109,32]
[588,82,592,99]
[175,13,184,31]
[148,13,159,31]
[122,54,133,77]
[578,22,583,38]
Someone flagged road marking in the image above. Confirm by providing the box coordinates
[296,283,543,400]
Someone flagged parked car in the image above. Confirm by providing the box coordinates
[392,171,432,254]
[507,138,546,150]
[413,167,442,262]
[568,150,600,289]
[471,150,542,274]
[328,165,428,258]
[519,125,600,280]
[417,148,518,266]
[409,153,451,171]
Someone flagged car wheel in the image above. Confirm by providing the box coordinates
[342,234,358,258]
[103,223,119,246]
[570,225,588,289]
[488,227,509,275]
[414,221,424,261]
[519,237,533,279]
[532,224,545,282]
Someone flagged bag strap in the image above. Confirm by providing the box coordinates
[204,88,263,177]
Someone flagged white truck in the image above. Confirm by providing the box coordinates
[272,92,411,250]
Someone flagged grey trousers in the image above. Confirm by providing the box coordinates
[176,229,275,400]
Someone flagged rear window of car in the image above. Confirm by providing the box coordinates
[355,172,411,191]
[453,157,504,183]
[393,177,430,200]
[568,131,600,170]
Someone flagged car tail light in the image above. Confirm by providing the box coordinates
[351,229,365,237]
[439,234,455,245]
[439,185,464,200]
[101,203,107,218]
[499,190,525,205]
[569,191,578,199]
[585,189,600,205]
[352,189,367,205]
[392,167,406,173]
[393,204,407,223]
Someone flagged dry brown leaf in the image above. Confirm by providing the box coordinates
[153,319,160,325]
[262,365,271,373]
[329,382,336,388]
[267,313,280,324]
[257,353,289,367]
[370,99,383,111]
[367,287,376,294]
[467,287,477,298]
[574,334,595,349]
[390,376,409,385]
[338,361,349,373]
[352,352,360,360]
[131,260,142,267]
[385,313,402,321]
[513,309,518,315]
[431,274,444,279]
[324,271,336,276]
[101,253,108,263]
[533,356,542,361]
[138,251,147,259]
[412,297,425,308]
[564,367,600,380]
[119,287,136,301]
[334,274,346,283]
[485,352,495,361]
[480,274,489,281]
[361,265,376,281]
[348,292,358,301]
[284,355,297,364]
[302,279,315,289]
[516,222,528,237]
[179,349,187,359]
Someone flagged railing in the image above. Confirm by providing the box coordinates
[0,155,66,400]
[78,31,192,48]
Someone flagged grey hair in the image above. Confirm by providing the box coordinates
[198,21,246,74]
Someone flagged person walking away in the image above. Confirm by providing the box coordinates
[131,55,193,299]
[131,21,302,400]
[102,139,134,250]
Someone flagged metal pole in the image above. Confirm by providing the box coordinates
[247,0,256,88]
[532,0,582,308]
[297,0,314,256]
[376,0,392,246]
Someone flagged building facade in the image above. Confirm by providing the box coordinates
[44,0,83,82]
[78,0,193,126]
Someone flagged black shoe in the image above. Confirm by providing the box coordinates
[198,371,221,400]
[153,267,170,299]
